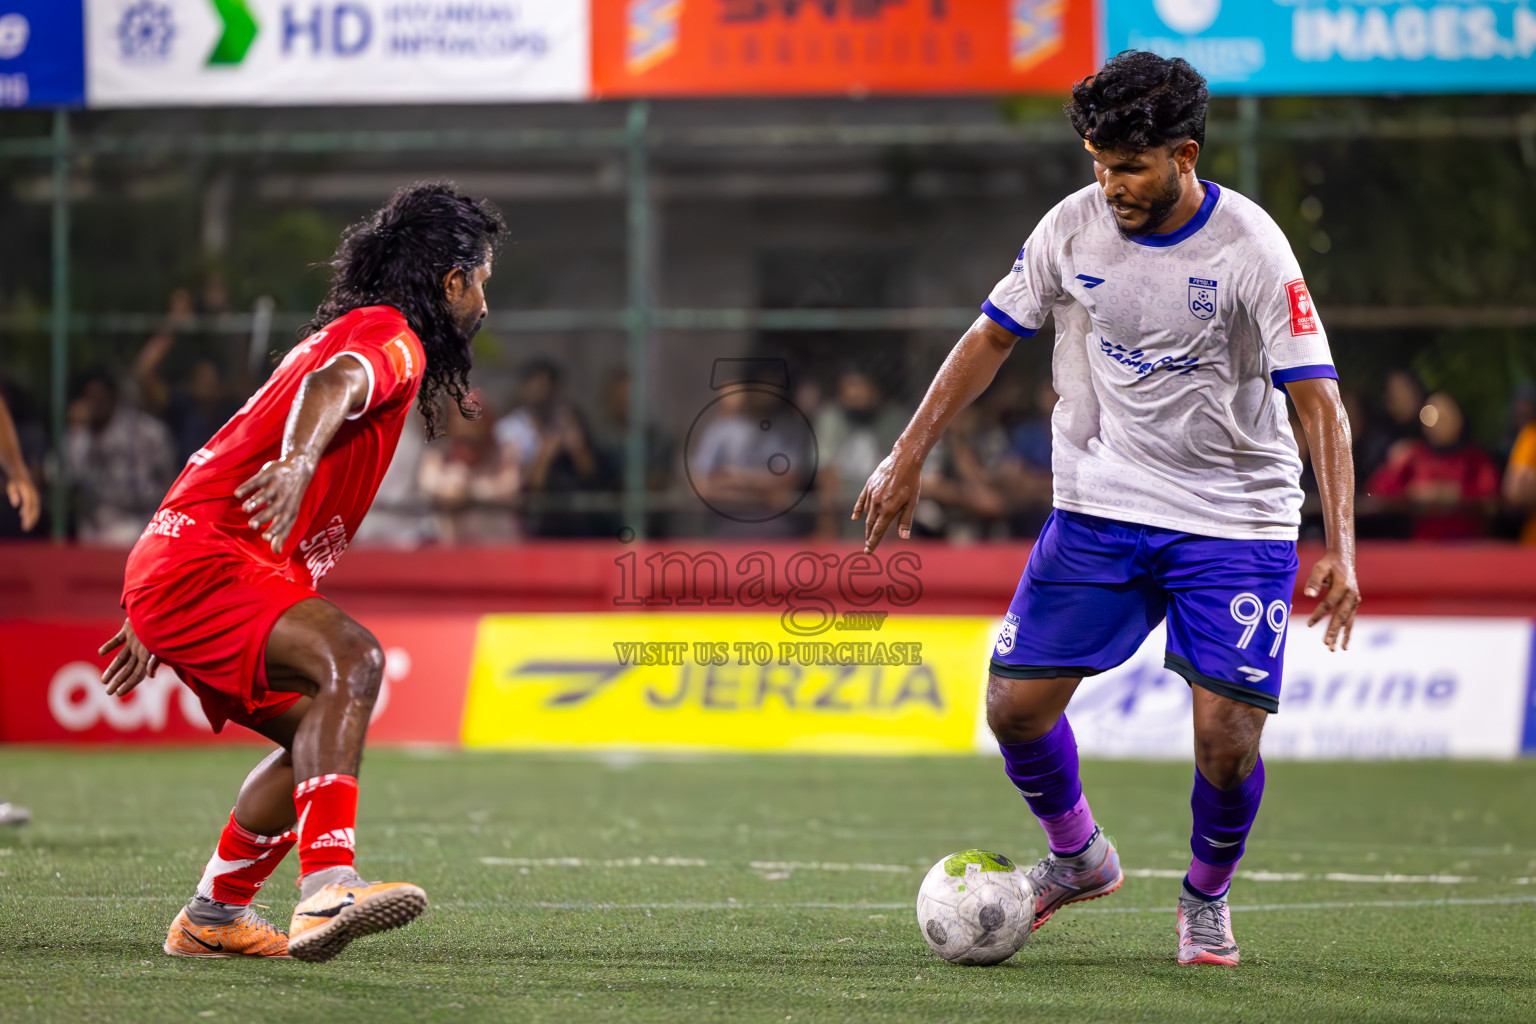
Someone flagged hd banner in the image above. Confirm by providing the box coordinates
[1046,617,1536,760]
[85,0,588,106]
[1106,0,1536,94]
[592,0,1098,97]
[0,616,475,745]
[0,1,85,108]
[462,613,996,753]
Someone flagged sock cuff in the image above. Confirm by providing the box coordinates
[1193,756,1265,809]
[997,715,1073,761]
[225,810,297,846]
[293,774,359,800]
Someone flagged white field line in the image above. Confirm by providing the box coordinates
[477,859,1482,884]
[480,856,708,868]
[17,895,1536,916]
[750,861,913,873]
[1124,868,1476,884]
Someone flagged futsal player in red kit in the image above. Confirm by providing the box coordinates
[98,184,506,962]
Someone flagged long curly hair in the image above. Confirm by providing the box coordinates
[1067,50,1209,151]
[302,182,507,438]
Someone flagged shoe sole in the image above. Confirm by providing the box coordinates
[1031,870,1124,932]
[1178,951,1241,966]
[162,941,291,959]
[287,885,428,964]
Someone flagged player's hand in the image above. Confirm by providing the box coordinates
[98,619,160,697]
[852,448,923,554]
[235,454,315,554]
[1303,550,1360,652]
[6,474,39,532]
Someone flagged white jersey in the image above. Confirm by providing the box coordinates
[984,181,1335,541]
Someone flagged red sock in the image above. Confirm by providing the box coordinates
[293,774,359,876]
[195,811,297,905]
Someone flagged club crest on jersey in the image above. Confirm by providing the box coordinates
[995,613,1019,656]
[1188,277,1218,321]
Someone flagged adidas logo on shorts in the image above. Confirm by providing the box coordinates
[309,828,356,851]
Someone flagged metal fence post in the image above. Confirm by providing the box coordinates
[49,108,70,541]
[624,101,652,540]
[1238,95,1261,204]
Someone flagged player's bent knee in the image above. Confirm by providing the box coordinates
[985,674,1066,744]
[1193,737,1259,789]
[318,625,385,705]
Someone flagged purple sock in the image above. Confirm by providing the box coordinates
[998,716,1097,856]
[1186,756,1266,899]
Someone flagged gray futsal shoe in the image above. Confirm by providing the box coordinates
[1177,883,1241,966]
[1025,826,1123,931]
[0,801,30,826]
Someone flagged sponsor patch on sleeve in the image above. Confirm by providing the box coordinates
[1285,279,1319,336]
[384,335,417,383]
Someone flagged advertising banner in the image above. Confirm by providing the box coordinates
[1045,617,1536,760]
[592,0,1098,98]
[0,615,473,745]
[85,0,588,107]
[0,1,86,108]
[1106,0,1536,94]
[461,613,995,753]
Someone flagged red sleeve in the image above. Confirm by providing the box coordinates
[1465,450,1501,499]
[1365,446,1413,497]
[330,321,424,421]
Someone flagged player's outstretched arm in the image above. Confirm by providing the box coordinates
[0,391,39,532]
[235,355,372,555]
[854,315,1019,553]
[1286,376,1361,651]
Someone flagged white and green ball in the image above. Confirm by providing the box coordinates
[915,850,1034,965]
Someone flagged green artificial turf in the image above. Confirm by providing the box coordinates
[1,749,1533,1023]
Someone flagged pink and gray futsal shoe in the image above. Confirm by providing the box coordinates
[1176,884,1241,966]
[1024,826,1123,931]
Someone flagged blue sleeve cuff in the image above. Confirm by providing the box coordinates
[981,299,1039,338]
[1272,364,1338,390]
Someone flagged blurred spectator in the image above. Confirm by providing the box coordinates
[1505,416,1536,545]
[418,393,519,544]
[592,368,676,528]
[494,359,603,536]
[691,386,813,538]
[997,381,1058,534]
[815,368,908,538]
[1365,391,1499,540]
[1359,369,1425,478]
[915,403,1010,541]
[1501,382,1536,460]
[66,369,176,545]
[353,407,430,548]
[134,290,242,465]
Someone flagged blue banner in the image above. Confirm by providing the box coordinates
[1105,1,1536,94]
[0,1,84,108]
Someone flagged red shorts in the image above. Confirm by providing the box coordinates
[123,537,318,733]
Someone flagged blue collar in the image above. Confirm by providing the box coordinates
[1128,180,1221,248]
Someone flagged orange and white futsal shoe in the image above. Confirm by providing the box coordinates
[163,905,290,958]
[1176,884,1241,966]
[1024,827,1124,932]
[287,878,428,963]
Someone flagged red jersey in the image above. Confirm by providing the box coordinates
[126,306,425,593]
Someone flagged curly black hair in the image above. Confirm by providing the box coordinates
[302,182,507,438]
[1067,50,1209,151]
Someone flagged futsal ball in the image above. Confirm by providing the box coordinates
[915,850,1034,965]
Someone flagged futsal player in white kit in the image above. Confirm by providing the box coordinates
[854,51,1361,966]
